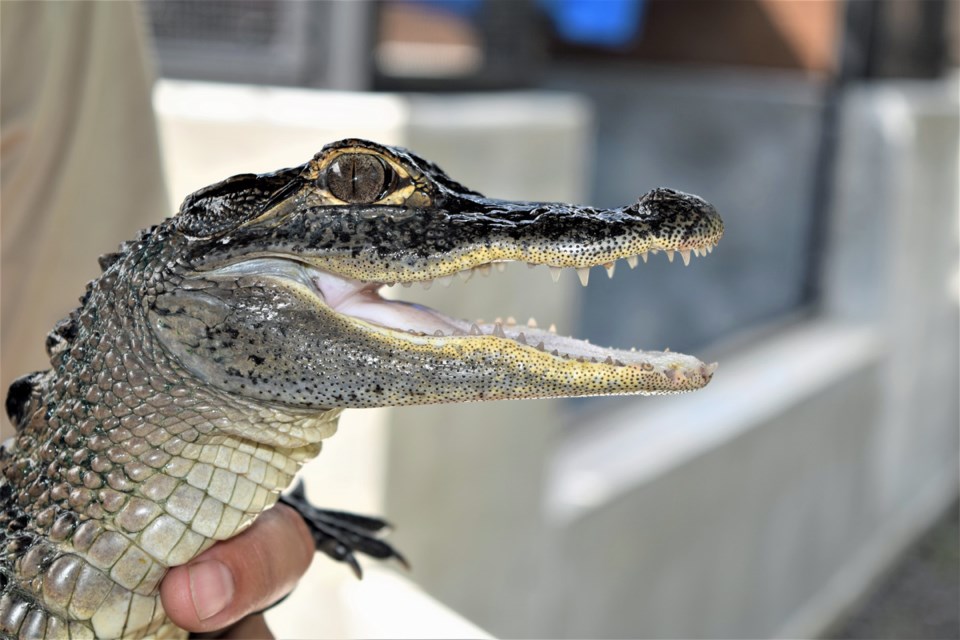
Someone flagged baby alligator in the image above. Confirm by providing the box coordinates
[0,139,723,638]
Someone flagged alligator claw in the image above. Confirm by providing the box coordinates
[278,480,409,579]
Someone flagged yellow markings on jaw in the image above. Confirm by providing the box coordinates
[349,317,713,396]
[306,234,721,285]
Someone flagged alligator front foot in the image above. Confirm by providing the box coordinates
[278,480,409,579]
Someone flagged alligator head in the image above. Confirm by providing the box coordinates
[151,138,723,410]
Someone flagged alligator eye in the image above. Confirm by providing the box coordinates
[325,153,396,204]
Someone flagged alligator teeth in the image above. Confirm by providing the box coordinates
[477,264,491,277]
[506,316,516,325]
[495,262,506,273]
[517,332,527,344]
[434,330,444,336]
[402,282,413,288]
[603,262,616,278]
[420,280,432,289]
[527,317,538,328]
[536,342,546,351]
[680,250,691,266]
[577,267,590,287]
[626,255,638,269]
[470,323,481,335]
[548,323,557,334]
[458,270,473,282]
[641,252,649,263]
[436,275,454,287]
[666,250,675,263]
[550,267,562,283]
[493,323,506,338]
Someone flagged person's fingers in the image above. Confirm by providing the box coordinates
[160,503,315,634]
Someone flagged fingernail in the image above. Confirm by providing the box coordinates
[188,559,235,621]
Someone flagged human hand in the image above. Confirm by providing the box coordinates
[160,503,315,639]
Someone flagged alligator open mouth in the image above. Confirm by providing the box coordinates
[204,230,719,396]
[159,140,730,407]
[309,245,720,384]
[159,140,727,408]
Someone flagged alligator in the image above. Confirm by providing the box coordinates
[0,138,723,639]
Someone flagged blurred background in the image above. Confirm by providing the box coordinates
[1,1,957,638]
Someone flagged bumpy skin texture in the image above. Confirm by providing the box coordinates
[0,139,722,639]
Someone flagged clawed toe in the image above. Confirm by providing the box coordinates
[278,480,409,579]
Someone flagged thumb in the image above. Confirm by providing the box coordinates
[160,503,315,634]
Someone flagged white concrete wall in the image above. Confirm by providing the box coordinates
[383,77,959,638]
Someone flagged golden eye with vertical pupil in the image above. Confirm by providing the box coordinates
[324,153,397,204]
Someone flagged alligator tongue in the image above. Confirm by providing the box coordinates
[312,271,462,334]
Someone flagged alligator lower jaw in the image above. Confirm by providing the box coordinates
[200,254,718,389]
[307,256,718,385]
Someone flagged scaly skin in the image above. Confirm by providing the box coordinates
[0,139,723,639]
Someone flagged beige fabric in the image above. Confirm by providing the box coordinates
[1,1,168,437]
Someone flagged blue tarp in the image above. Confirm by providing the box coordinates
[409,0,647,47]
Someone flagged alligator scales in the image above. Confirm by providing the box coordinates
[1,139,723,638]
